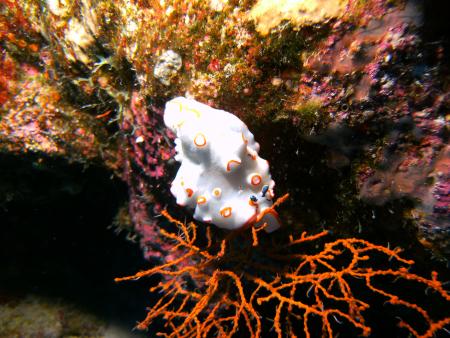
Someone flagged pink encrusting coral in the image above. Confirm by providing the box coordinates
[0,50,17,105]
[119,91,176,259]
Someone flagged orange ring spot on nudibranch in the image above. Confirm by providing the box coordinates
[175,120,185,128]
[194,133,207,147]
[169,101,183,113]
[220,207,232,218]
[247,147,257,160]
[248,153,257,160]
[197,195,207,205]
[242,132,248,144]
[186,107,201,118]
[185,188,194,197]
[212,188,222,198]
[251,174,262,186]
[249,199,258,207]
[226,160,241,172]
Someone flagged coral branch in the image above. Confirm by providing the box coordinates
[116,197,449,337]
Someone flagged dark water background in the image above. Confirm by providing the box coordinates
[0,153,149,336]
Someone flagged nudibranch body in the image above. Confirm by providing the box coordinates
[164,97,280,232]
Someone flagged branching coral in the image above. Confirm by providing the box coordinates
[117,195,449,337]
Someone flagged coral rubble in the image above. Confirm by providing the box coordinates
[0,295,107,337]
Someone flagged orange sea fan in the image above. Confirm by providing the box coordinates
[116,195,450,337]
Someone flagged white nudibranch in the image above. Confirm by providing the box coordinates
[164,97,280,232]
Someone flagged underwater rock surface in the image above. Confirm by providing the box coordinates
[1,0,447,259]
[1,0,449,336]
